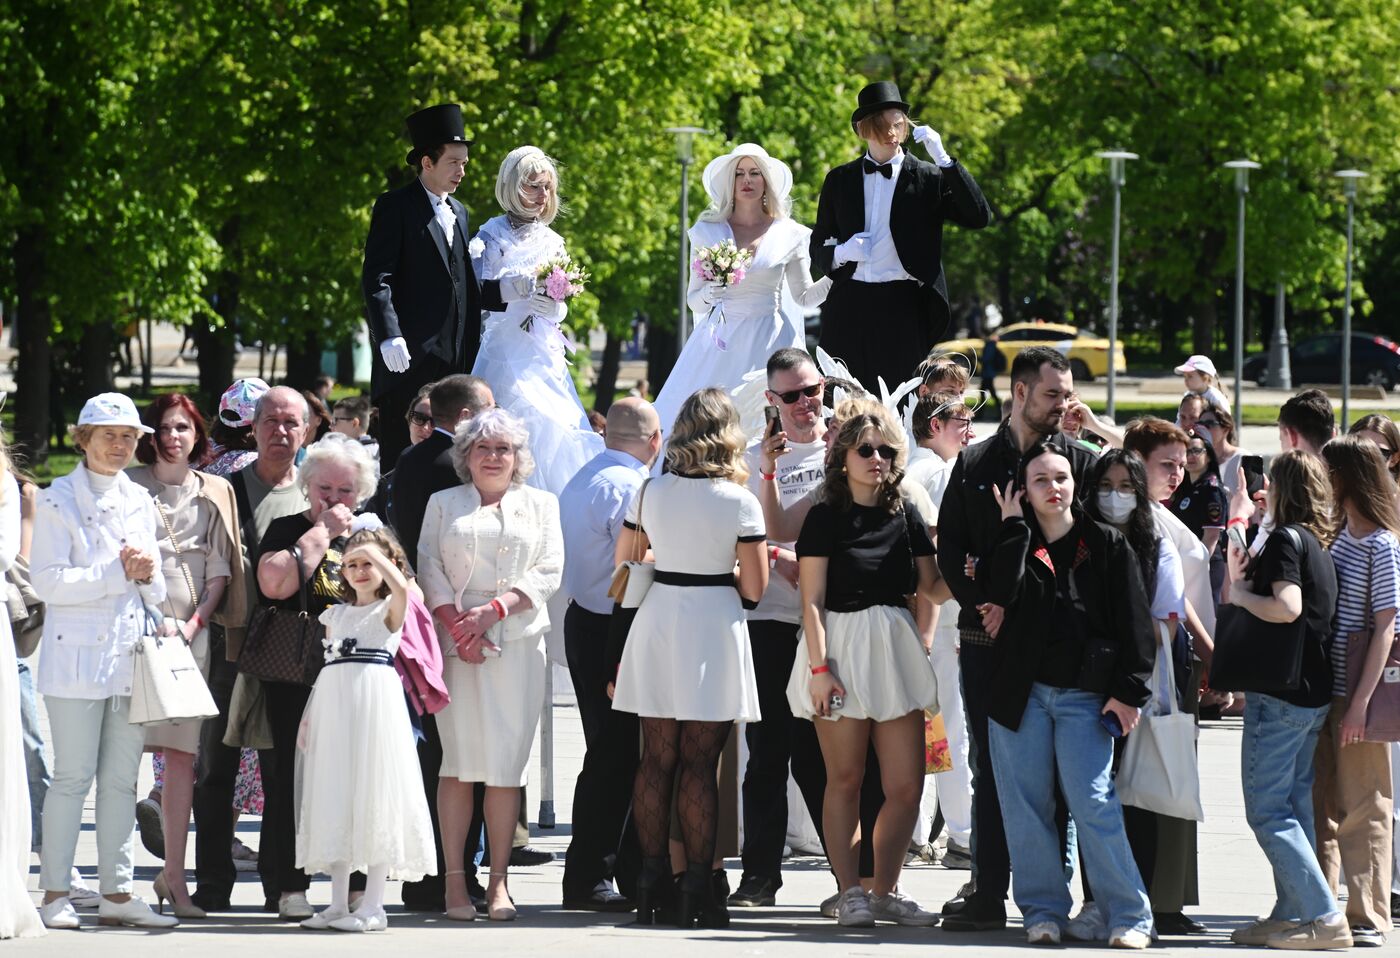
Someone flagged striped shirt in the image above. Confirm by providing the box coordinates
[1328,527,1400,697]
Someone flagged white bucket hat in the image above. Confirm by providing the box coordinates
[78,393,153,434]
[701,143,793,213]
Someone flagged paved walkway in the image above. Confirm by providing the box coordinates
[17,691,1376,955]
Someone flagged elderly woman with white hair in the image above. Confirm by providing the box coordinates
[652,143,832,434]
[253,433,379,918]
[470,145,603,495]
[417,409,563,922]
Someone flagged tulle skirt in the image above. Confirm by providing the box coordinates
[787,605,939,722]
[295,662,436,880]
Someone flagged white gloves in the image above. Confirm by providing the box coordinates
[500,273,534,303]
[700,280,727,307]
[379,337,411,373]
[913,125,953,168]
[527,291,565,320]
[833,232,872,266]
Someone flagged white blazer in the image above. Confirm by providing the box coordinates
[417,482,563,646]
[31,463,167,699]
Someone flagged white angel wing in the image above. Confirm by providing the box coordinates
[730,369,770,441]
[815,346,854,384]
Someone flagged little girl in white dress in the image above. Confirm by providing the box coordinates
[295,518,435,932]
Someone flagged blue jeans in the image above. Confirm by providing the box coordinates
[17,661,48,852]
[989,683,1152,934]
[1241,693,1338,922]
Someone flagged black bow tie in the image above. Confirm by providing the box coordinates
[862,158,894,179]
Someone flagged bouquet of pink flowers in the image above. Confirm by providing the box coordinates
[523,255,588,334]
[691,239,753,349]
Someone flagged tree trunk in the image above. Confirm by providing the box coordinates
[282,330,323,392]
[12,226,51,464]
[79,320,115,398]
[336,340,355,385]
[1159,296,1186,361]
[644,311,675,399]
[593,331,622,413]
[1192,294,1219,358]
[197,217,241,408]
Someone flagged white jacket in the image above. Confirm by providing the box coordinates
[32,463,167,699]
[417,482,563,647]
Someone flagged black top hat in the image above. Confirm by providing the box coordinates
[850,81,911,131]
[405,103,469,164]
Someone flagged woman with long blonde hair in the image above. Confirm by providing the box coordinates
[613,388,768,929]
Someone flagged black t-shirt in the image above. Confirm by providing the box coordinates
[1249,526,1337,709]
[1036,532,1087,689]
[1171,472,1227,541]
[796,499,935,612]
[255,513,347,619]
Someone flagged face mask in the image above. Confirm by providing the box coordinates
[1097,490,1137,524]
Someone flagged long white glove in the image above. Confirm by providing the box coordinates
[500,273,535,303]
[379,336,411,373]
[833,232,872,266]
[912,125,954,168]
[699,280,728,306]
[527,291,565,321]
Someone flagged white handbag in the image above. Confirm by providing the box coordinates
[130,622,219,726]
[607,479,654,609]
[1117,620,1205,822]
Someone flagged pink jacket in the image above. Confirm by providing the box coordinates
[396,593,450,716]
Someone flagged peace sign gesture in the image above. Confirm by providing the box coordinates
[991,481,1024,520]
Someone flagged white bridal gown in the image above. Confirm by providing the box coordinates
[471,214,604,496]
[652,217,831,435]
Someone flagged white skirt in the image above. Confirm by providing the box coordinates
[613,582,760,722]
[438,636,546,787]
[786,605,938,722]
[295,660,437,880]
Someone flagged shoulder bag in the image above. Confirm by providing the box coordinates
[1118,620,1205,821]
[607,479,654,609]
[1209,526,1309,694]
[1344,538,1400,742]
[130,500,219,726]
[238,545,327,686]
[6,554,44,658]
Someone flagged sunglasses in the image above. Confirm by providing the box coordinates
[1380,447,1396,460]
[855,443,897,461]
[406,410,432,427]
[774,383,822,404]
[1195,419,1221,429]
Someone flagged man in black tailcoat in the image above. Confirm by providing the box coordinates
[362,103,528,470]
[811,81,991,392]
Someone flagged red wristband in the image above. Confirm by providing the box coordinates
[810,664,831,675]
[490,598,508,621]
[189,612,203,632]
[1227,518,1247,529]
[761,470,776,481]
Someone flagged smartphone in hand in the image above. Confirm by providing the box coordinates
[764,404,781,438]
[1242,455,1265,496]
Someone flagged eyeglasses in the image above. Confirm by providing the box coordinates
[1380,447,1396,460]
[855,443,897,461]
[1186,446,1207,457]
[773,383,822,404]
[332,416,357,424]
[946,416,973,430]
[1195,419,1221,429]
[406,410,432,427]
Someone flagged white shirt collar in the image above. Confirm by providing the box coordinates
[863,148,906,170]
[600,447,649,471]
[421,181,450,208]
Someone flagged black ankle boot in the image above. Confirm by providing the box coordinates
[633,856,674,926]
[677,863,729,929]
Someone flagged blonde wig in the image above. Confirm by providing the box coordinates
[495,145,562,225]
[663,387,749,484]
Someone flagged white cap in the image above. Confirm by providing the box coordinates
[1173,355,1218,378]
[77,393,153,434]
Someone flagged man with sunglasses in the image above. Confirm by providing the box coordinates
[935,346,1097,931]
[730,348,832,908]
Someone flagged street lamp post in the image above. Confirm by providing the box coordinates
[1224,160,1260,429]
[1095,150,1137,419]
[1336,169,1367,428]
[665,127,709,353]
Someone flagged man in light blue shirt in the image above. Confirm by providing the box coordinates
[559,397,660,910]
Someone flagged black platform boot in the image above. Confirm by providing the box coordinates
[633,856,674,926]
[677,863,730,929]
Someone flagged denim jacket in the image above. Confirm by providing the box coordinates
[32,463,168,699]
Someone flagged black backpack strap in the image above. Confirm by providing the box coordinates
[229,469,260,559]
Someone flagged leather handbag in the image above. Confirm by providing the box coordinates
[1209,526,1309,694]
[238,546,326,686]
[5,554,44,658]
[1118,621,1205,821]
[1344,540,1400,742]
[607,479,654,609]
[129,610,219,726]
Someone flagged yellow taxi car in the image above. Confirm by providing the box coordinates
[939,321,1127,381]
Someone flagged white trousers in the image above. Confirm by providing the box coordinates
[39,696,145,894]
[917,625,972,846]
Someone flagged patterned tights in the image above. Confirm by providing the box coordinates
[634,717,732,866]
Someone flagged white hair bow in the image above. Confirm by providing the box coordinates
[350,513,385,535]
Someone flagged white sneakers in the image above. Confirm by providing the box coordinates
[300,904,350,930]
[1066,901,1109,941]
[39,897,80,930]
[329,908,388,932]
[1108,926,1152,949]
[278,892,315,921]
[1026,920,1062,945]
[835,887,875,928]
[868,890,940,927]
[97,895,179,928]
[67,869,101,909]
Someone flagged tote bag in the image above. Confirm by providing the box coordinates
[607,479,654,609]
[129,614,218,727]
[1118,620,1205,822]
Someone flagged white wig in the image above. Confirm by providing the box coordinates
[495,145,562,225]
[298,433,379,507]
[451,407,536,486]
[698,143,793,223]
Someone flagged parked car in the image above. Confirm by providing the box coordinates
[938,321,1127,381]
[1242,332,1400,390]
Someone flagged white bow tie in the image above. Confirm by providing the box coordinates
[435,200,455,247]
